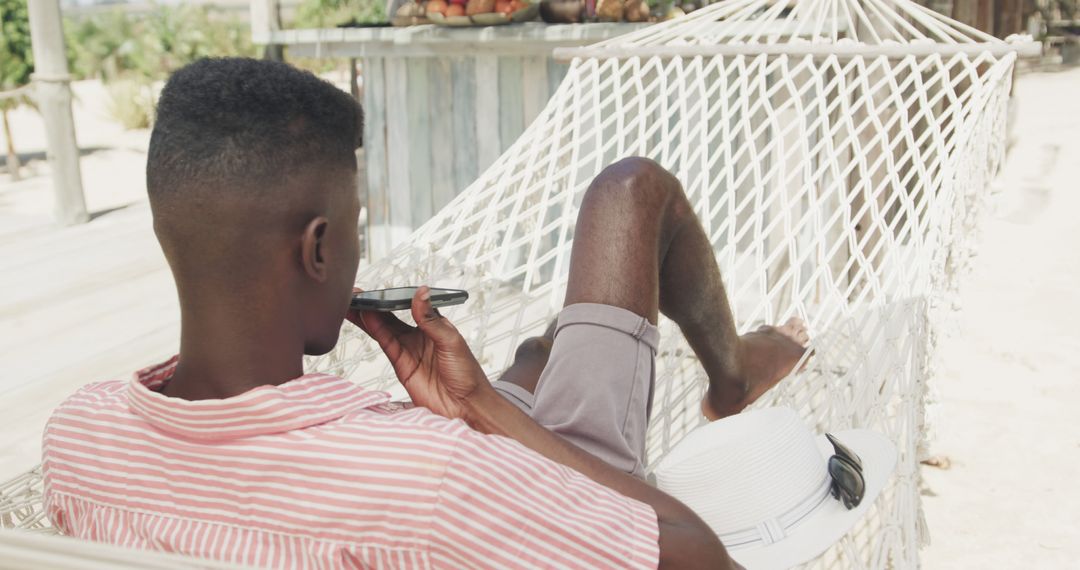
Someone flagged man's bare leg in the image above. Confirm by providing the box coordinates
[501,157,807,419]
[497,320,556,395]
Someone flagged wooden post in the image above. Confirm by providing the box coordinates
[952,0,995,34]
[250,0,285,63]
[27,0,88,226]
[251,0,270,45]
[349,58,359,100]
[995,0,1025,37]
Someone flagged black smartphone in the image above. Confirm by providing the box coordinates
[350,287,469,312]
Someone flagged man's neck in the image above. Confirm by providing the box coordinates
[161,308,306,401]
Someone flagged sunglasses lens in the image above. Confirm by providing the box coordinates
[826,433,863,470]
[828,456,865,509]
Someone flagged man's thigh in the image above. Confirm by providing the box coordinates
[562,157,684,324]
[492,303,659,478]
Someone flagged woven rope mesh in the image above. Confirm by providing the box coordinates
[310,2,1017,566]
[1,0,1019,566]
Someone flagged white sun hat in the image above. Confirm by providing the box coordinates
[653,407,897,570]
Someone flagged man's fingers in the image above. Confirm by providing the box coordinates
[411,286,436,323]
[347,287,414,339]
[411,286,462,346]
[352,286,463,355]
[354,310,394,346]
[344,287,366,328]
[357,310,413,340]
[356,311,420,380]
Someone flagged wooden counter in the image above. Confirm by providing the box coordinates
[260,22,648,258]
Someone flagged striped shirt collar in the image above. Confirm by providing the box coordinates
[127,356,390,440]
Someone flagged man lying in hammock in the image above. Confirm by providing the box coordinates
[41,58,807,569]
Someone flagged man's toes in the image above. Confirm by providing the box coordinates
[767,317,808,347]
[783,316,806,332]
[774,317,801,335]
[791,326,810,346]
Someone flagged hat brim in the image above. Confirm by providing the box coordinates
[726,429,897,570]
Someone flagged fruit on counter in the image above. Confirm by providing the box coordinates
[395,1,424,17]
[624,0,649,21]
[539,0,583,22]
[495,0,514,13]
[465,0,496,15]
[663,5,684,19]
[446,3,466,15]
[427,0,449,14]
[595,0,623,21]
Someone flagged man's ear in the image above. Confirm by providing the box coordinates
[300,216,329,282]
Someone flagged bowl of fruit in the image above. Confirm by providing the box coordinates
[392,1,431,26]
[427,0,539,26]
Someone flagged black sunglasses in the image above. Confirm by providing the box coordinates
[826,433,865,510]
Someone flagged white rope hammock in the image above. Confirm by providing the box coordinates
[1,0,1025,567]
[559,0,1039,58]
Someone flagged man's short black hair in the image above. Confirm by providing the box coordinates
[147,57,363,199]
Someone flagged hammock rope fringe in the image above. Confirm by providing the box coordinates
[1,0,1022,567]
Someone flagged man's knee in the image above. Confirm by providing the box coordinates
[513,335,553,363]
[584,157,682,211]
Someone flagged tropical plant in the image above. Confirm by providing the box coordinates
[0,0,33,180]
[65,3,257,83]
[62,2,258,129]
[106,79,156,130]
[295,0,386,28]
[63,10,136,82]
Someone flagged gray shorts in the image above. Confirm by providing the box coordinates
[491,303,660,479]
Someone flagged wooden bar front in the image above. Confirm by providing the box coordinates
[278,23,647,258]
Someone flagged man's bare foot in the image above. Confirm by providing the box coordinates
[701,317,810,421]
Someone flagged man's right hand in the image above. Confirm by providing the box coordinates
[347,286,495,422]
[351,287,736,569]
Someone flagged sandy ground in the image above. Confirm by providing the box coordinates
[918,66,1080,567]
[0,82,167,483]
[0,81,151,225]
[1,69,1078,566]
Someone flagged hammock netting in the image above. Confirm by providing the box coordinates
[2,0,1028,567]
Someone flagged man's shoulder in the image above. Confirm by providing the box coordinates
[53,379,130,414]
[329,404,520,470]
[44,379,132,442]
[337,401,477,444]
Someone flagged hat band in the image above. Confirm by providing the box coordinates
[718,475,833,549]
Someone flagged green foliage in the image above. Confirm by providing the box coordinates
[295,0,386,28]
[63,2,258,83]
[106,79,155,129]
[0,0,34,109]
[61,2,258,129]
[1058,0,1078,19]
[63,10,134,82]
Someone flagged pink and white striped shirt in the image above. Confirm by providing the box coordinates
[42,357,659,569]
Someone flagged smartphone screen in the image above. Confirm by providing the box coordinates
[355,287,423,302]
[351,287,469,311]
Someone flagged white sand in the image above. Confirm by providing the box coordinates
[2,68,1078,565]
[919,65,1080,566]
[0,82,165,482]
[0,80,151,223]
